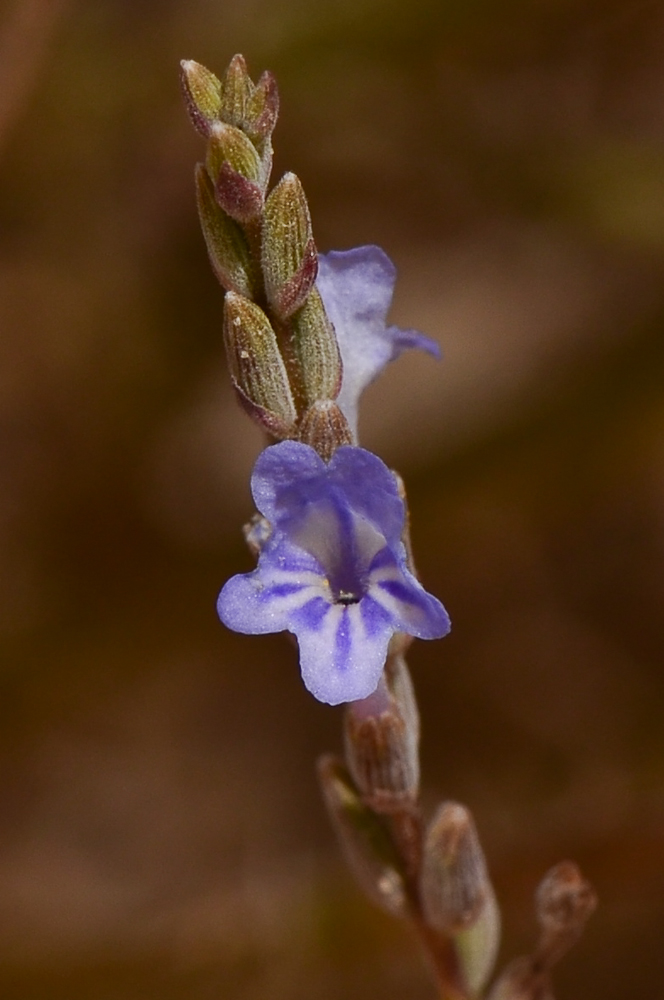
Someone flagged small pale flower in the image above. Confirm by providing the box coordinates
[317,245,440,439]
[217,441,450,705]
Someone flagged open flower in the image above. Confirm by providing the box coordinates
[217,441,450,705]
[317,245,440,439]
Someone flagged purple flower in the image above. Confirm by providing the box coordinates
[317,245,440,439]
[217,441,450,705]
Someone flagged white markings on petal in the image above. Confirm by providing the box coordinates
[260,583,327,619]
[296,598,391,705]
[260,567,327,590]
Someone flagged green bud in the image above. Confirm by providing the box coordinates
[262,173,318,319]
[195,165,258,297]
[298,400,352,462]
[219,53,253,129]
[180,60,222,136]
[223,292,297,437]
[420,802,500,996]
[206,121,263,187]
[289,288,342,406]
[206,122,265,223]
[317,754,408,920]
[245,70,280,143]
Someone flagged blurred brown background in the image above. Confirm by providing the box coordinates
[1,0,664,996]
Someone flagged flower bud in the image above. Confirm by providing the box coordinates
[535,861,596,969]
[206,122,263,184]
[262,173,319,320]
[245,70,280,143]
[317,754,408,919]
[180,60,222,136]
[298,400,352,462]
[420,802,500,996]
[223,292,297,437]
[344,674,419,813]
[215,164,264,224]
[218,53,253,129]
[195,165,259,297]
[290,288,342,406]
[206,122,265,222]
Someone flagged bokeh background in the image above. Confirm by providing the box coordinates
[1,0,664,996]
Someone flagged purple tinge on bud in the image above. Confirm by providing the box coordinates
[217,441,450,705]
[316,246,440,439]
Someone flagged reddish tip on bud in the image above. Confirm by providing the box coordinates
[215,162,264,223]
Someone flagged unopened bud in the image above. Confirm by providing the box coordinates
[290,288,342,405]
[245,70,280,143]
[421,803,490,932]
[223,292,297,437]
[421,803,500,996]
[262,173,319,319]
[298,400,352,461]
[215,163,264,224]
[317,754,408,919]
[219,53,253,129]
[195,165,258,297]
[206,123,263,185]
[535,862,596,969]
[206,122,265,222]
[344,674,419,812]
[180,60,222,136]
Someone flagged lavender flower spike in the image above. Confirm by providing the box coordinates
[317,245,440,439]
[218,441,450,705]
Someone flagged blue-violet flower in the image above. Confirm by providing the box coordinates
[317,245,440,439]
[217,441,450,705]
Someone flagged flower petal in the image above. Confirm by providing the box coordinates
[327,446,404,547]
[251,441,405,549]
[217,538,328,634]
[292,599,394,705]
[251,440,326,526]
[317,245,440,437]
[368,547,451,639]
[386,324,441,362]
